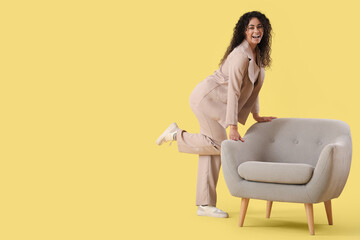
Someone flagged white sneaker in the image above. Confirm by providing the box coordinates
[156,122,180,145]
[197,205,229,218]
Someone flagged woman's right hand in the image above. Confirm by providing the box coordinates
[229,125,245,142]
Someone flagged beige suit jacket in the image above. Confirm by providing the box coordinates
[190,39,265,129]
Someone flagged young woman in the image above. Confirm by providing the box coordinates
[156,11,277,218]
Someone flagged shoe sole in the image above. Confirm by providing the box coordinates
[156,123,178,145]
[197,211,228,218]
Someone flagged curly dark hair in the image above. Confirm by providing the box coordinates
[219,11,273,69]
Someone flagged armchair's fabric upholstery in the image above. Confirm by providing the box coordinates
[221,118,352,204]
[238,161,314,184]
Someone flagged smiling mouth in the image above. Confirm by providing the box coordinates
[252,35,261,39]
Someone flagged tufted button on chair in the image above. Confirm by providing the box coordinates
[221,118,352,235]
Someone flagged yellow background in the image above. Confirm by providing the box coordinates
[1,0,360,239]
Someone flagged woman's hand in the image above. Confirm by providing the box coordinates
[253,113,277,122]
[229,125,244,142]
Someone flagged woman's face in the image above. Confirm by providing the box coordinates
[245,17,264,47]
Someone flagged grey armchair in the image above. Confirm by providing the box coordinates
[221,118,352,235]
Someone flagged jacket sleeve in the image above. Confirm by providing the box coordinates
[251,95,259,114]
[225,53,249,126]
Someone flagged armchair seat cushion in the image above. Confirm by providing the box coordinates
[238,161,315,185]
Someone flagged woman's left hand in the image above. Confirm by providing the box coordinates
[253,113,277,122]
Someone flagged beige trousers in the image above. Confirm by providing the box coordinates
[177,92,228,206]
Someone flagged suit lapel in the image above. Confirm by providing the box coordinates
[240,39,261,84]
[256,67,264,89]
[248,60,260,84]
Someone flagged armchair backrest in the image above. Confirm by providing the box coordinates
[243,118,352,166]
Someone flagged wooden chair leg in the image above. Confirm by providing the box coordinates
[324,200,333,225]
[239,198,250,227]
[266,201,273,218]
[304,203,315,235]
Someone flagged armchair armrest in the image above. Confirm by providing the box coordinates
[306,135,352,203]
[221,139,263,196]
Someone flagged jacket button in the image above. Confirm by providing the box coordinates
[293,139,299,144]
